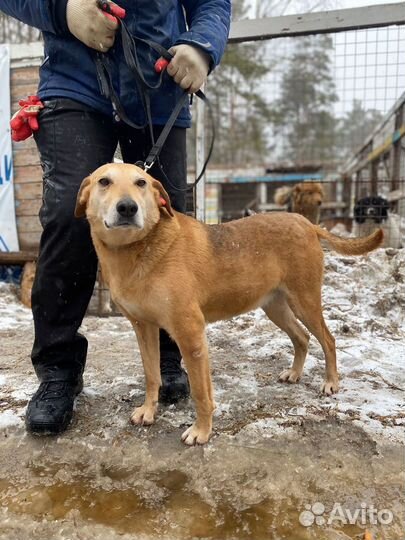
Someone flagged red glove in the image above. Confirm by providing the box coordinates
[10,96,44,142]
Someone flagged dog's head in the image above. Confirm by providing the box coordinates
[354,196,390,224]
[75,163,174,246]
[293,182,324,208]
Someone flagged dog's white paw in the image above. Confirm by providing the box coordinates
[279,368,302,384]
[130,404,156,426]
[181,424,211,446]
[321,380,339,395]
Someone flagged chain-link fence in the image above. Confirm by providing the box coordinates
[199,8,405,249]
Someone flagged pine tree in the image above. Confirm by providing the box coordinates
[205,0,272,167]
[271,34,338,166]
[336,100,383,158]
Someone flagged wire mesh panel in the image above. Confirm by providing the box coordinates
[203,20,405,247]
[207,24,405,166]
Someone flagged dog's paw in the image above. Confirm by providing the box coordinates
[278,368,302,384]
[321,380,339,396]
[181,424,211,446]
[130,404,156,426]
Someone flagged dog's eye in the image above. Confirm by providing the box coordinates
[135,179,146,187]
[98,177,111,187]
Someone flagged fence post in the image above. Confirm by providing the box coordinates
[391,104,403,191]
[194,90,206,222]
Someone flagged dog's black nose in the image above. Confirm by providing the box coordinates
[116,198,138,218]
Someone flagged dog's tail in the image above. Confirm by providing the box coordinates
[274,186,292,206]
[314,226,383,255]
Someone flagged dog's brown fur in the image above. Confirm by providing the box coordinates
[75,164,383,445]
[20,261,36,308]
[274,182,325,224]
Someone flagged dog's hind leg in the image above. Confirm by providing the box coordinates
[262,291,310,384]
[289,290,338,395]
[130,321,161,426]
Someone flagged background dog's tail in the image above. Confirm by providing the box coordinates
[314,226,383,255]
[274,186,292,206]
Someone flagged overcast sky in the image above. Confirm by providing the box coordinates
[339,0,403,7]
[248,0,405,117]
[268,0,405,14]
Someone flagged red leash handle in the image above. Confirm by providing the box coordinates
[154,58,169,73]
[97,2,167,75]
[10,95,44,142]
[97,0,126,21]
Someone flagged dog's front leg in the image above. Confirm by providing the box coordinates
[173,316,215,445]
[130,321,161,426]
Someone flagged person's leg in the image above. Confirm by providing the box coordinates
[119,124,189,403]
[26,99,118,434]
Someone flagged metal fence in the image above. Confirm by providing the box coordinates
[196,3,405,248]
[1,3,405,248]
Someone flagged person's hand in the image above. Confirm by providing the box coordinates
[166,45,210,93]
[66,0,119,52]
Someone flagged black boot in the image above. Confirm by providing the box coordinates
[25,377,83,435]
[159,357,190,404]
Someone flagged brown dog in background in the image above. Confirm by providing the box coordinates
[75,164,382,445]
[274,182,324,224]
[20,261,36,308]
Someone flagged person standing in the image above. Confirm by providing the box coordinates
[1,0,231,434]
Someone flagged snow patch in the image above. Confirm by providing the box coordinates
[0,410,22,428]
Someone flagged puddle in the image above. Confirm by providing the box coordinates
[0,473,365,539]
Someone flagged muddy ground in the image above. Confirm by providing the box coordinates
[0,248,404,539]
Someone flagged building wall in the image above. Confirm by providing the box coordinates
[10,51,42,251]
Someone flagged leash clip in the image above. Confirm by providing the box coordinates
[134,160,154,172]
[143,161,154,172]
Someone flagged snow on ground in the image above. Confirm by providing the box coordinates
[0,248,404,539]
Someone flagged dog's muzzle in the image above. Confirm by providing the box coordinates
[117,198,138,219]
[104,197,142,229]
[366,207,377,216]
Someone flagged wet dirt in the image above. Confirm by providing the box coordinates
[0,249,404,539]
[0,425,402,540]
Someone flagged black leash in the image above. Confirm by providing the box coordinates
[94,10,214,192]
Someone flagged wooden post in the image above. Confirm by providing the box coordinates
[391,104,404,191]
[194,88,206,222]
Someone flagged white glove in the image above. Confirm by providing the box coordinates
[66,0,119,52]
[166,44,210,93]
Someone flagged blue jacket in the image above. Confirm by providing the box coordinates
[1,0,231,127]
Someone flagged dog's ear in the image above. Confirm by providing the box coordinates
[381,198,390,220]
[152,179,174,217]
[293,183,304,204]
[74,176,91,218]
[354,200,366,223]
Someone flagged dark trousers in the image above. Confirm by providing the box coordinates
[32,99,187,381]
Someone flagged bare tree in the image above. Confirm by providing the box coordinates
[0,12,41,44]
[255,0,339,18]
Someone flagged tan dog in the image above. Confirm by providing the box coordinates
[75,164,383,445]
[274,182,325,224]
[20,261,36,308]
